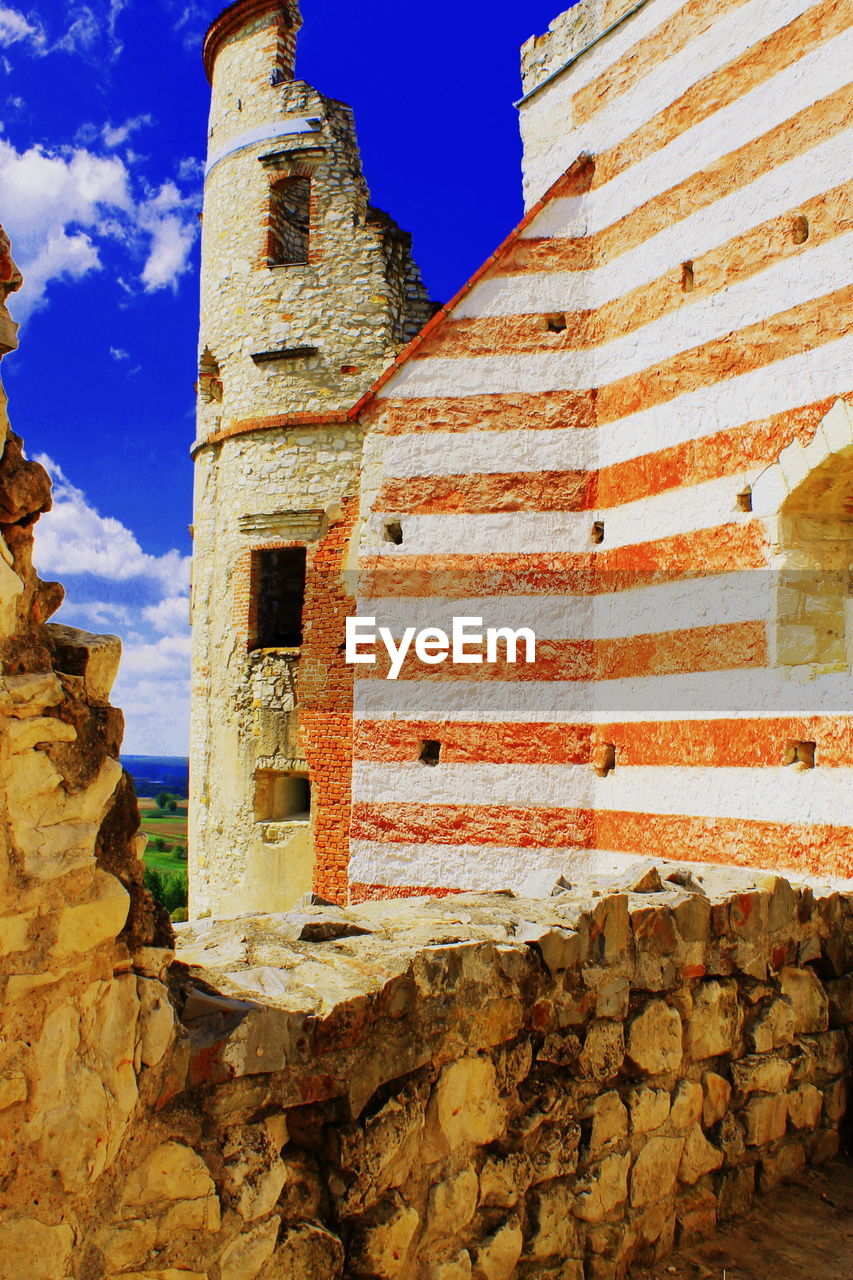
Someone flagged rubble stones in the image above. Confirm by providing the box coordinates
[627,999,683,1075]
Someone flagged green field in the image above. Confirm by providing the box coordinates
[140,797,188,884]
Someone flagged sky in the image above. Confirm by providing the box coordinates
[0,0,573,754]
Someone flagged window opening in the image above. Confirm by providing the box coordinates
[269,176,310,266]
[253,546,306,648]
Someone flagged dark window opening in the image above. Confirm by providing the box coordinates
[792,215,810,245]
[545,313,567,334]
[682,261,695,293]
[254,546,306,648]
[419,739,442,766]
[383,520,404,545]
[785,740,816,770]
[593,743,617,777]
[591,520,605,545]
[269,176,310,266]
[198,348,222,404]
[255,770,311,822]
[737,487,753,513]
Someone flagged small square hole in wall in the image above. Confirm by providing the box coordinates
[591,521,605,544]
[792,215,810,245]
[383,520,404,546]
[785,741,816,770]
[254,770,311,821]
[681,261,695,293]
[737,487,753,512]
[419,739,442,767]
[545,313,567,334]
[592,743,616,777]
[340,364,360,375]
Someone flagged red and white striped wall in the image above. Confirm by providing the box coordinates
[346,0,853,900]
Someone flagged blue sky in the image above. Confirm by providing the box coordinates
[1,0,571,753]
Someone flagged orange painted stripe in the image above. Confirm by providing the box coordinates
[359,523,767,598]
[573,0,755,127]
[375,398,844,515]
[377,389,596,436]
[353,717,853,768]
[501,83,853,278]
[350,802,853,878]
[593,0,851,190]
[598,284,852,426]
[358,622,766,684]
[414,184,852,361]
[349,883,461,903]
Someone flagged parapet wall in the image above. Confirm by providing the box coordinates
[520,0,643,96]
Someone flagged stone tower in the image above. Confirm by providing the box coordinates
[189,0,434,918]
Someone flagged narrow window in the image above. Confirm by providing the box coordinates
[591,520,605,545]
[253,547,306,649]
[792,215,810,245]
[419,739,442,766]
[785,741,816,770]
[545,313,567,334]
[737,487,753,513]
[383,520,404,546]
[254,770,311,822]
[681,261,695,293]
[268,176,311,266]
[198,349,222,403]
[593,743,617,777]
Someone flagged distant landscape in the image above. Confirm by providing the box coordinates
[122,756,189,920]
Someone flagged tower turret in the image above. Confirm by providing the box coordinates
[189,0,434,918]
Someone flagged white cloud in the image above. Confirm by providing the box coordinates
[54,6,99,55]
[110,345,129,360]
[0,6,45,49]
[102,113,153,149]
[137,181,197,292]
[31,457,192,756]
[0,137,199,317]
[33,455,190,594]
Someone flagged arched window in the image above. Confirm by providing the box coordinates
[268,176,311,266]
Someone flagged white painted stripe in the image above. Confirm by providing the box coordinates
[522,26,853,237]
[381,342,853,477]
[358,573,772,641]
[458,130,852,319]
[205,117,322,176]
[349,838,639,891]
[352,760,853,826]
[352,669,853,723]
[380,234,851,400]
[579,0,819,158]
[367,471,753,555]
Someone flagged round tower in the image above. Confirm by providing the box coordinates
[189,0,433,919]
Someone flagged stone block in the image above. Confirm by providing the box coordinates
[526,1180,578,1259]
[717,1166,755,1220]
[577,1019,625,1081]
[123,1142,219,1232]
[678,1124,723,1184]
[702,1072,731,1127]
[822,1077,847,1125]
[573,1151,630,1222]
[96,1221,158,1273]
[760,1141,806,1193]
[731,1054,792,1096]
[801,1030,847,1080]
[260,1223,344,1280]
[517,923,585,972]
[45,623,122,705]
[137,978,175,1068]
[589,893,630,963]
[670,1080,703,1128]
[787,1083,823,1130]
[426,1253,472,1280]
[471,1218,523,1280]
[424,1170,478,1243]
[630,1136,683,1208]
[779,968,829,1034]
[478,1153,533,1208]
[0,909,33,955]
[686,981,741,1060]
[0,1071,27,1110]
[221,1124,289,1222]
[348,1194,419,1279]
[628,1087,670,1134]
[585,1090,628,1158]
[747,998,795,1052]
[743,1094,788,1146]
[220,1217,280,1280]
[676,1187,717,1244]
[626,999,682,1075]
[715,1112,746,1165]
[0,1218,75,1280]
[423,1058,506,1159]
[50,869,130,958]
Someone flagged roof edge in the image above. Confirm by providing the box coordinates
[203,0,295,84]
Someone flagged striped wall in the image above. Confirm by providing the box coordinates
[347,0,853,898]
